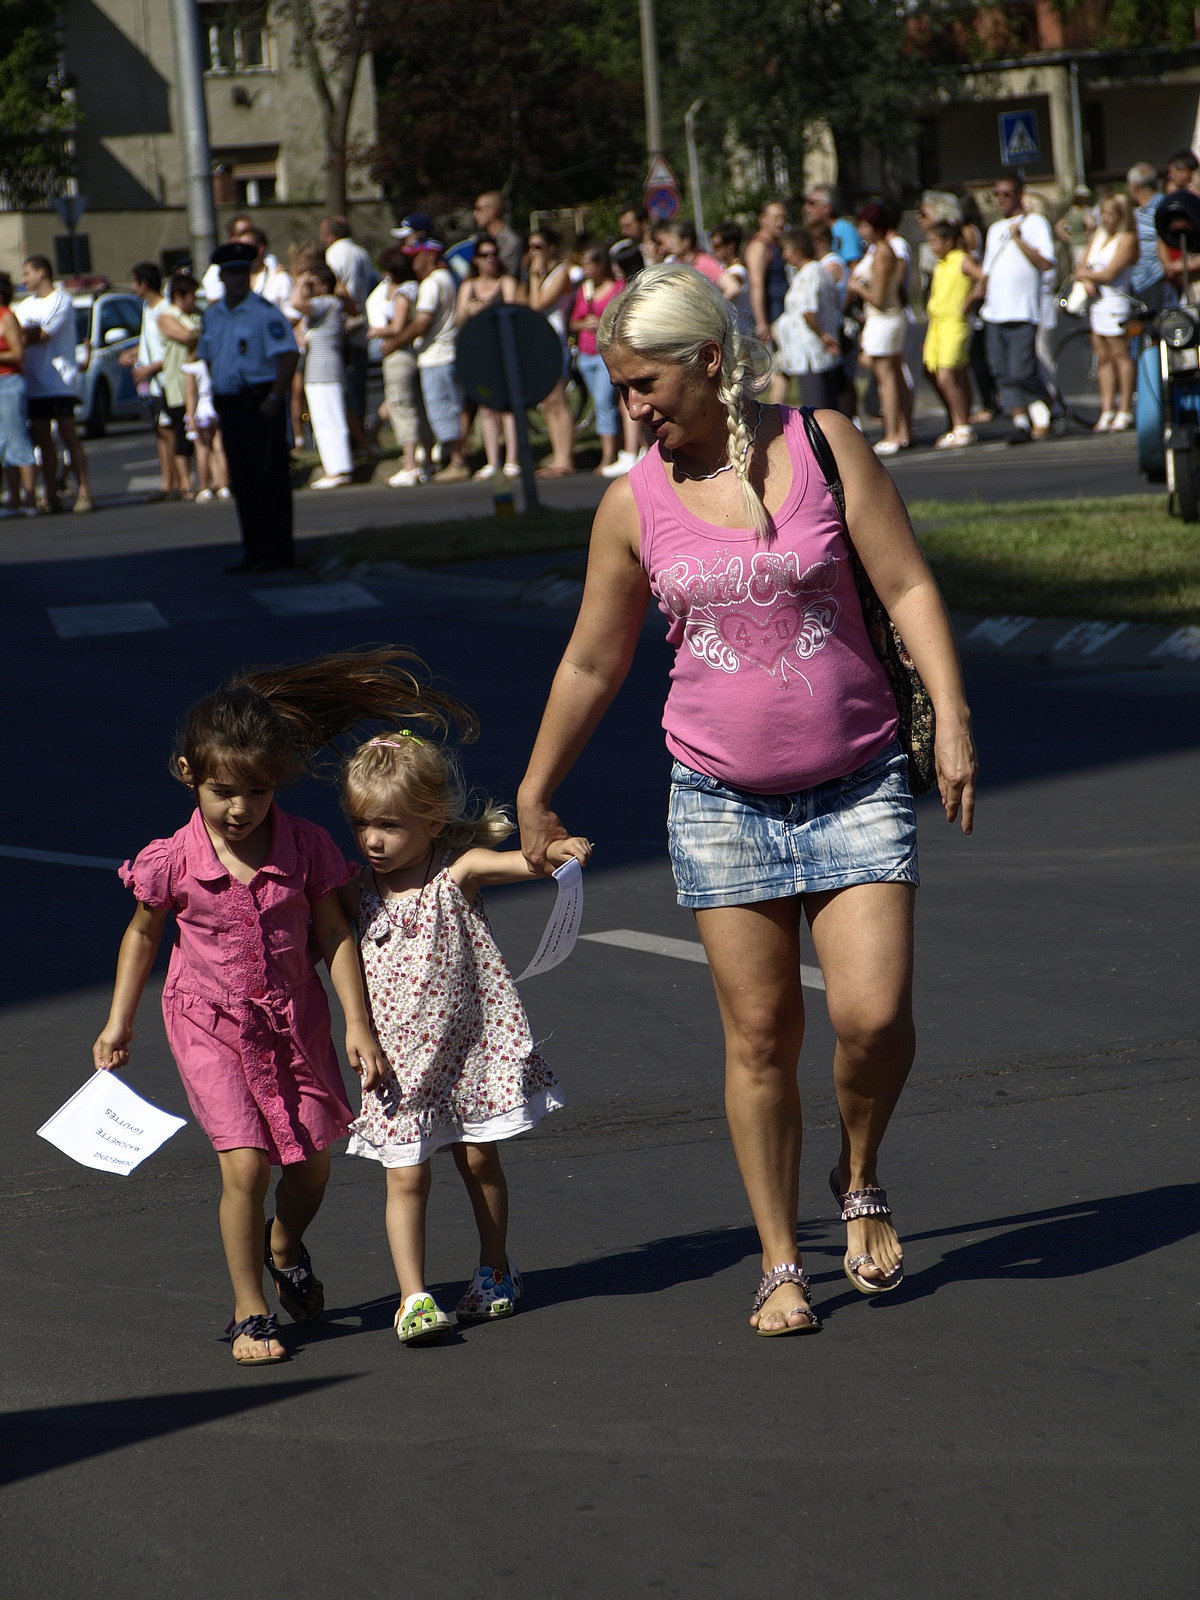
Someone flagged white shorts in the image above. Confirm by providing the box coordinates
[861,311,907,358]
[1089,294,1132,339]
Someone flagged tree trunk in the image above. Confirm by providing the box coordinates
[283,0,363,216]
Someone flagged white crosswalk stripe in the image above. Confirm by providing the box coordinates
[47,602,169,638]
[581,927,826,990]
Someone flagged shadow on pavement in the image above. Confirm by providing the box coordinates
[811,1183,1200,1318]
[0,1375,356,1487]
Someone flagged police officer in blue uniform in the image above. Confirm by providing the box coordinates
[198,242,299,573]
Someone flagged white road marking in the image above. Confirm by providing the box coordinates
[966,616,1035,648]
[252,581,382,617]
[120,460,160,471]
[1053,620,1130,656]
[127,474,166,491]
[1150,625,1200,663]
[581,927,826,990]
[0,844,122,870]
[47,602,169,638]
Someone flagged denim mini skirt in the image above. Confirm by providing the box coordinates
[667,739,920,910]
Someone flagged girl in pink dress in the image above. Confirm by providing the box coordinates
[93,648,467,1366]
[337,730,590,1345]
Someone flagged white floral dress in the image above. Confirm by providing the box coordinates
[346,859,563,1166]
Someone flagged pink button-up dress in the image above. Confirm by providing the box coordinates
[120,805,354,1164]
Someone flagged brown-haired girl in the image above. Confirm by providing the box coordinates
[338,730,590,1344]
[92,648,466,1366]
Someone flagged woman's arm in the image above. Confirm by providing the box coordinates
[310,890,388,1090]
[1,309,25,363]
[817,409,977,833]
[451,836,592,901]
[1075,233,1139,285]
[156,311,199,349]
[454,279,474,329]
[93,903,171,1069]
[528,261,572,313]
[517,482,650,868]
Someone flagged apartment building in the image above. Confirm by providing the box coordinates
[0,0,390,281]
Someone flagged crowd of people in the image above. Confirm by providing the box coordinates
[0,153,1191,540]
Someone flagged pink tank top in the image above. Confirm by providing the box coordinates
[632,406,898,794]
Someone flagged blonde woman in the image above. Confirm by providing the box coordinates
[1074,191,1138,431]
[517,264,977,1339]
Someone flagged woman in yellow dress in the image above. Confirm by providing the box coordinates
[922,221,985,449]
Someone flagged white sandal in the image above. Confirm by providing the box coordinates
[395,1292,452,1345]
[1093,411,1115,434]
[829,1168,904,1294]
[1109,411,1134,432]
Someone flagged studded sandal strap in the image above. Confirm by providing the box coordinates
[840,1185,891,1223]
[752,1262,814,1315]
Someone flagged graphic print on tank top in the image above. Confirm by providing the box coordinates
[653,546,841,691]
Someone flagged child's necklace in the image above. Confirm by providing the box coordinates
[377,847,436,939]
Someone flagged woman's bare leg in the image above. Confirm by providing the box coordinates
[479,406,501,468]
[806,882,915,1282]
[1108,335,1135,413]
[1093,333,1116,415]
[694,898,813,1332]
[876,355,903,444]
[452,1141,510,1269]
[538,379,575,472]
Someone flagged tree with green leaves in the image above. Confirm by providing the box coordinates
[0,0,74,208]
[369,0,645,219]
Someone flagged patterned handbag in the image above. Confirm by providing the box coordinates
[799,407,937,797]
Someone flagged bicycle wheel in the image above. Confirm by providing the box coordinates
[1051,325,1102,428]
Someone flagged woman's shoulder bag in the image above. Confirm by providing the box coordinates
[798,406,937,797]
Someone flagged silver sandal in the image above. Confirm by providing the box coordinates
[751,1262,821,1337]
[829,1168,904,1294]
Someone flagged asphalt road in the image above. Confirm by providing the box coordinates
[0,442,1195,1598]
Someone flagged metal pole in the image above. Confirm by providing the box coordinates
[685,100,705,246]
[168,0,217,272]
[639,0,663,157]
[496,307,541,514]
[1069,59,1086,190]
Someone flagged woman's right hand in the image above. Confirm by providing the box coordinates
[93,1022,133,1071]
[517,791,570,875]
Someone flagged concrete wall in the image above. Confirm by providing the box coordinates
[0,201,396,283]
[60,0,381,211]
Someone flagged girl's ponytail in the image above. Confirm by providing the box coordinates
[173,647,476,786]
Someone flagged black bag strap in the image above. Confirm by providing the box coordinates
[798,405,846,521]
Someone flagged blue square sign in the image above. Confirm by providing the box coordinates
[999,110,1040,167]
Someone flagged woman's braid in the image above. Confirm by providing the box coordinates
[717,338,771,539]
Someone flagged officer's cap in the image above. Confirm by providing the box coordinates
[211,242,258,270]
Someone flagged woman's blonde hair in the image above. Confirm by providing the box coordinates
[596,262,774,538]
[1101,191,1135,235]
[341,734,513,851]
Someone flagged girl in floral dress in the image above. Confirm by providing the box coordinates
[338,731,590,1344]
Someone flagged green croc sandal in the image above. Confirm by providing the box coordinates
[396,1292,452,1345]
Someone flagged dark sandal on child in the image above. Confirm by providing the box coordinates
[226,1312,288,1365]
[751,1262,821,1337]
[829,1168,904,1294]
[264,1218,325,1322]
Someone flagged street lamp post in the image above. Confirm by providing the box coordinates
[168,0,217,272]
[639,0,663,158]
[685,99,705,248]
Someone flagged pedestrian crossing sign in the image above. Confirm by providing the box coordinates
[999,110,1040,167]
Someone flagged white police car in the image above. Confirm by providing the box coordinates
[69,281,147,437]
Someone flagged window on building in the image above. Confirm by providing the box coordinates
[201,2,272,73]
[211,146,280,206]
